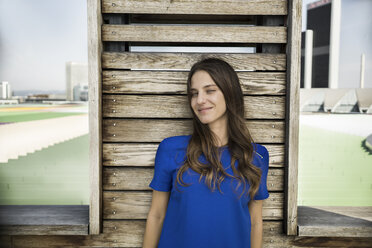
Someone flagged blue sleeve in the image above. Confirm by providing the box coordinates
[149,139,173,192]
[253,145,270,200]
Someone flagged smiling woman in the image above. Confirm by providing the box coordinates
[142,58,270,248]
[190,70,227,141]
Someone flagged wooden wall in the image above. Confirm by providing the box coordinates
[1,0,371,247]
[100,2,288,247]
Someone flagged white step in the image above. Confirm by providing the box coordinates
[0,114,89,163]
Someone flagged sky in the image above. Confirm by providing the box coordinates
[0,0,371,92]
[337,0,372,88]
[0,0,87,92]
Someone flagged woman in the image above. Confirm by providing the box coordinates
[143,58,270,248]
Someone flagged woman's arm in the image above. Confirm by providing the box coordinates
[248,199,264,248]
[142,190,170,248]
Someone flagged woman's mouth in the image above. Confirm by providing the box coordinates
[198,107,213,113]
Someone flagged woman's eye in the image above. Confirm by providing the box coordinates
[207,90,215,94]
[191,92,198,97]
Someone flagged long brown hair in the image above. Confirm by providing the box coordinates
[174,57,262,200]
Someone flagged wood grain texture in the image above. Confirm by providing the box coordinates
[12,221,321,248]
[102,71,286,95]
[102,143,285,167]
[102,24,287,43]
[102,119,285,143]
[298,206,372,238]
[87,0,103,235]
[309,206,372,222]
[0,235,11,248]
[298,226,372,238]
[103,191,283,219]
[285,0,302,236]
[0,226,88,236]
[0,206,88,235]
[102,95,285,119]
[103,167,284,191]
[9,224,372,248]
[102,52,286,71]
[102,0,288,15]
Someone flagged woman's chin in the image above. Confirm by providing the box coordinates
[199,118,212,125]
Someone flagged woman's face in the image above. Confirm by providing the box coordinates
[190,70,227,129]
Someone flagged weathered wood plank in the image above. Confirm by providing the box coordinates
[299,226,372,238]
[103,191,283,220]
[103,167,284,191]
[0,226,88,236]
[285,0,302,236]
[298,206,372,238]
[290,237,372,248]
[102,71,286,95]
[0,205,89,235]
[0,235,11,248]
[101,220,284,247]
[102,52,286,71]
[102,119,285,143]
[87,0,103,235]
[102,95,285,119]
[13,221,314,248]
[103,143,158,167]
[10,235,372,248]
[102,0,288,15]
[0,206,89,226]
[308,206,372,222]
[9,221,372,247]
[102,24,287,43]
[102,143,284,167]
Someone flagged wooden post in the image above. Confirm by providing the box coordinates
[88,0,103,235]
[285,0,302,236]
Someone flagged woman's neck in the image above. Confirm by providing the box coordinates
[208,118,228,147]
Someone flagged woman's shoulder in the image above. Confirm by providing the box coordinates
[252,143,269,164]
[159,135,191,151]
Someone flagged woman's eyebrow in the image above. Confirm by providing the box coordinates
[190,84,217,91]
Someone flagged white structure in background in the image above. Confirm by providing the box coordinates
[65,62,88,101]
[300,88,372,114]
[304,30,313,89]
[328,0,341,89]
[331,90,359,113]
[80,85,88,101]
[0,115,89,163]
[0,81,12,99]
[73,84,89,101]
[360,53,365,89]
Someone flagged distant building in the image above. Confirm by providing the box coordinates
[73,84,89,101]
[25,94,66,103]
[80,85,88,101]
[66,62,88,101]
[0,81,12,99]
[301,0,372,89]
[301,0,332,88]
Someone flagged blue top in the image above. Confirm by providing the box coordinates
[149,135,270,248]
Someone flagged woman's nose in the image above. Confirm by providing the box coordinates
[197,93,206,104]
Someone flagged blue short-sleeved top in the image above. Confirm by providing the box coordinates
[149,135,270,248]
